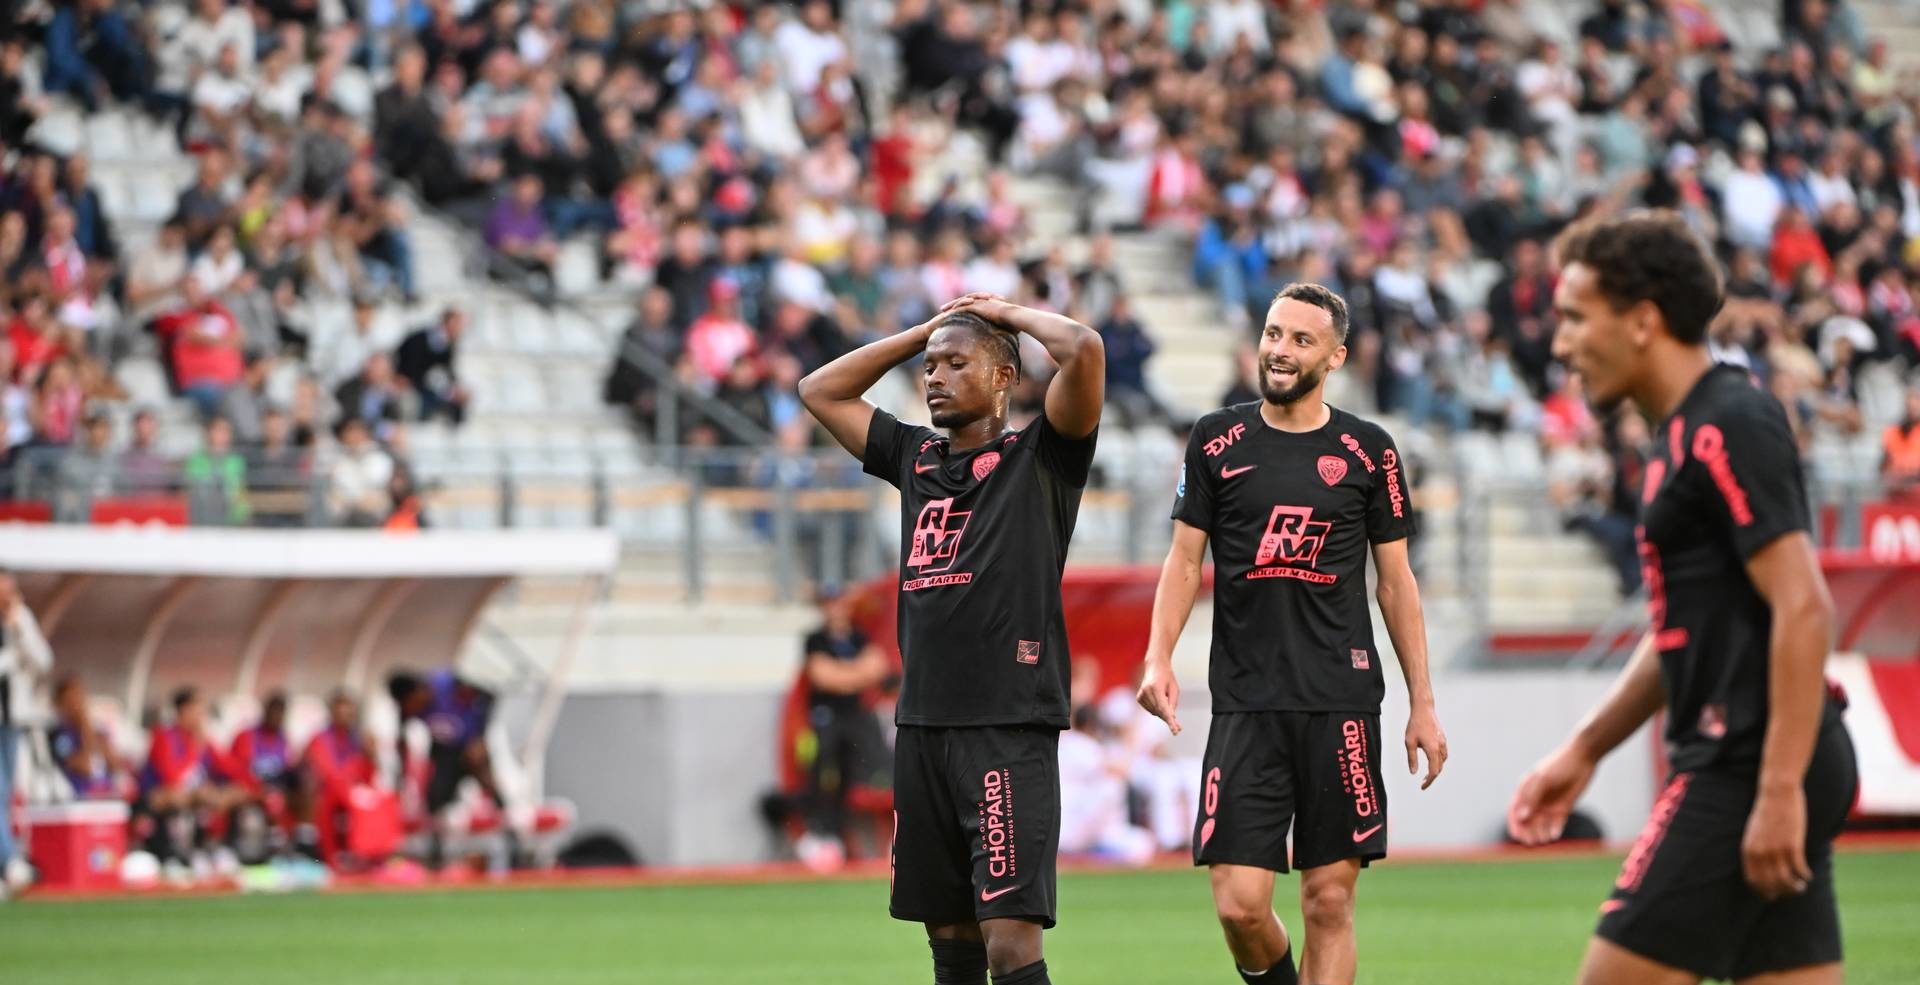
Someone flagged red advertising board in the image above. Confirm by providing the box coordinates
[1862,502,1920,563]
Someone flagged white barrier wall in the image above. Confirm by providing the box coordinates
[546,670,1659,867]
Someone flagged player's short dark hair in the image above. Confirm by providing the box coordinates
[387,671,423,708]
[936,309,1021,378]
[172,686,198,712]
[1271,283,1351,342]
[264,690,288,714]
[1552,209,1724,345]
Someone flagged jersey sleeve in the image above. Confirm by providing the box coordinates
[1364,427,1415,544]
[1029,412,1099,488]
[861,408,935,489]
[1694,402,1808,559]
[801,630,830,661]
[1170,423,1217,531]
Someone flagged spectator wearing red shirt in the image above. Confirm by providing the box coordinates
[154,278,245,417]
[303,689,378,865]
[229,692,296,812]
[1768,205,1831,286]
[138,687,252,862]
[685,276,756,387]
[6,293,65,385]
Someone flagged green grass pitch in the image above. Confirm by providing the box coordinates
[5,850,1917,984]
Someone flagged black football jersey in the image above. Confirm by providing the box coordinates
[863,408,1096,728]
[1638,364,1841,772]
[1173,403,1414,713]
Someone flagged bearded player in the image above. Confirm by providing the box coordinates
[1136,283,1448,985]
[1508,211,1858,985]
[798,292,1102,985]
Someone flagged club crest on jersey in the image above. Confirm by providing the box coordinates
[973,451,1002,481]
[1317,455,1348,487]
[1204,423,1247,457]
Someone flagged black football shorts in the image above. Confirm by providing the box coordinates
[1597,719,1859,980]
[890,725,1061,929]
[1193,711,1389,873]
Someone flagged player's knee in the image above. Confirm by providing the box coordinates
[982,930,1042,975]
[1300,880,1354,932]
[1214,892,1272,940]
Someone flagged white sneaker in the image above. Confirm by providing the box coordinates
[2,858,32,892]
[794,833,846,874]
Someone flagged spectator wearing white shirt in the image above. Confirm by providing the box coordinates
[190,225,246,296]
[962,238,1023,298]
[1807,149,1858,217]
[1057,704,1155,865]
[1205,0,1271,56]
[772,0,847,97]
[0,569,53,896]
[177,0,256,77]
[737,61,805,161]
[1721,148,1786,251]
[327,417,395,526]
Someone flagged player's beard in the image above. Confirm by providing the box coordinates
[1260,357,1328,406]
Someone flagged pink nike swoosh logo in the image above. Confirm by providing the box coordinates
[980,885,1017,901]
[1221,464,1256,479]
[1599,899,1627,914]
[914,462,936,474]
[1352,823,1383,843]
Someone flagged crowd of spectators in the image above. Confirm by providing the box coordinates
[7,0,1920,546]
[2,0,482,527]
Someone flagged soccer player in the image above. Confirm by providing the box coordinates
[1135,283,1448,985]
[1508,211,1857,985]
[798,292,1103,985]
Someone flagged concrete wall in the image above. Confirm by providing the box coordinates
[543,670,1658,866]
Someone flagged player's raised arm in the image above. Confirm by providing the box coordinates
[1371,538,1447,789]
[940,293,1105,438]
[1507,631,1665,844]
[1137,519,1209,736]
[1741,530,1834,900]
[797,319,936,457]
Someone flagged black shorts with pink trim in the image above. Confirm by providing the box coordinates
[1192,711,1388,873]
[889,725,1061,929]
[1596,719,1858,980]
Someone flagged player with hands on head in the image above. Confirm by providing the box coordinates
[799,291,1102,985]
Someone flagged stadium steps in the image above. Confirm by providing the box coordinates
[1004,176,1237,419]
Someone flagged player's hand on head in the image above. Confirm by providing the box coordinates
[1405,707,1448,790]
[1506,744,1596,846]
[1741,785,1812,900]
[1135,661,1181,736]
[940,293,1013,319]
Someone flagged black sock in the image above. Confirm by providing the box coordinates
[992,959,1049,985]
[1237,948,1297,985]
[929,939,987,985]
